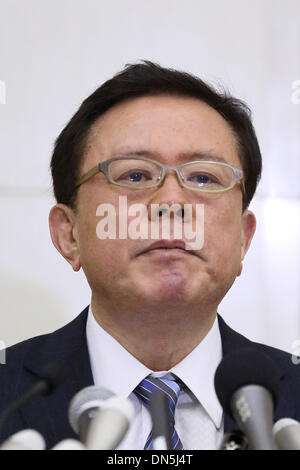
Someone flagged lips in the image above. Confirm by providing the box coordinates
[138,240,192,256]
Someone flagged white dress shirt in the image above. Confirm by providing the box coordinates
[86,306,224,450]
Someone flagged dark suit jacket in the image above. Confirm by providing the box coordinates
[0,306,300,449]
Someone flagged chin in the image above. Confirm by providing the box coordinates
[142,273,190,303]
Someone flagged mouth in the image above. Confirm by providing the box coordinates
[138,240,198,257]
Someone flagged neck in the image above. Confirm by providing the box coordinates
[91,297,217,371]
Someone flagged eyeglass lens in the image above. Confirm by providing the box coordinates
[108,159,235,190]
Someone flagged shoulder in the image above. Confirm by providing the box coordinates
[218,314,300,381]
[249,340,300,393]
[218,314,300,418]
[0,307,89,404]
[218,314,300,420]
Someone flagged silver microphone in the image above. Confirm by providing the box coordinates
[214,348,281,450]
[0,429,45,450]
[51,439,87,450]
[273,418,300,450]
[68,385,115,442]
[85,395,134,450]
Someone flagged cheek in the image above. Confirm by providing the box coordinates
[203,205,243,266]
[78,211,131,273]
[79,237,130,292]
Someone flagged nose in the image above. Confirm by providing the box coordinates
[147,170,193,222]
[157,207,184,218]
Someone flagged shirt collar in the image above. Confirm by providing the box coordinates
[86,305,223,429]
[169,317,223,428]
[86,306,153,398]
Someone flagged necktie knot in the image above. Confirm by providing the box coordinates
[135,374,182,413]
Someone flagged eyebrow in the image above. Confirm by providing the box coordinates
[111,149,227,163]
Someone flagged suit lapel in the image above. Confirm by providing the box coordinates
[18,307,94,448]
[218,315,294,433]
[218,315,250,433]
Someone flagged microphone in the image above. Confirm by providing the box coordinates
[150,390,172,450]
[0,429,45,450]
[85,395,134,450]
[68,386,115,442]
[51,439,87,450]
[214,348,281,450]
[273,418,300,450]
[219,430,248,450]
[0,363,65,438]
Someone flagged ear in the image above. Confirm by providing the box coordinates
[49,204,81,272]
[237,210,256,276]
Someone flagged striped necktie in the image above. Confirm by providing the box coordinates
[134,374,183,450]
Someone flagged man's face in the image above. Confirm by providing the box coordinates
[55,95,255,315]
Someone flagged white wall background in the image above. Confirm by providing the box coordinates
[0,0,299,352]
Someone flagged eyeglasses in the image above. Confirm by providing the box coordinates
[75,156,244,194]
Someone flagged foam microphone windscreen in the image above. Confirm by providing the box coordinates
[214,348,281,418]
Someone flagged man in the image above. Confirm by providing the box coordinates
[1,61,299,450]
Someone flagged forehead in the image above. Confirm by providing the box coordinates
[82,95,241,171]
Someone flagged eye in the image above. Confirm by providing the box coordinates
[187,172,219,186]
[116,170,153,183]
